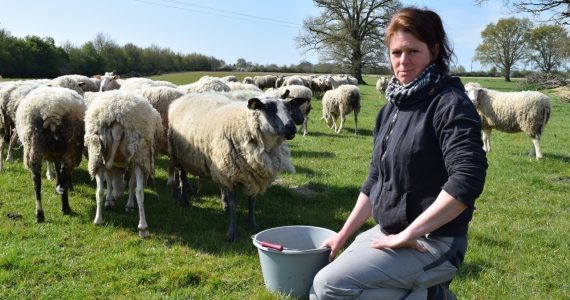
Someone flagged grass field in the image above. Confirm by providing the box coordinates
[0,72,568,299]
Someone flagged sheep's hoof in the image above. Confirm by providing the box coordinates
[62,207,72,215]
[138,228,150,238]
[104,202,115,210]
[36,210,45,223]
[93,218,104,225]
[125,206,135,212]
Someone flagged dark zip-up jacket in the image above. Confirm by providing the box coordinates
[361,76,487,236]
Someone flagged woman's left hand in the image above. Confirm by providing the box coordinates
[370,232,427,252]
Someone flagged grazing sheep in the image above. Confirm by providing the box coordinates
[265,86,313,136]
[322,85,361,134]
[15,86,86,222]
[177,76,230,94]
[84,90,165,237]
[464,82,551,159]
[376,76,389,95]
[168,93,308,241]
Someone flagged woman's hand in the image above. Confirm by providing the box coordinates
[320,233,347,261]
[370,231,427,252]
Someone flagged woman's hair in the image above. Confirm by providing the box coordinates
[384,7,454,75]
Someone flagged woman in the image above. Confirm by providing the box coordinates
[310,7,487,300]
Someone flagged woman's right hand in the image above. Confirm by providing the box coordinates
[320,233,347,261]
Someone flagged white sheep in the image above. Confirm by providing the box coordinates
[322,84,361,134]
[242,76,254,84]
[226,81,262,92]
[84,90,165,237]
[98,72,122,92]
[177,76,230,94]
[220,75,238,82]
[168,93,308,241]
[133,86,185,185]
[376,76,389,95]
[15,86,86,222]
[265,86,313,136]
[253,75,278,90]
[464,82,551,159]
[119,77,176,91]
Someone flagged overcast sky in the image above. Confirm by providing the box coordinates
[0,0,549,71]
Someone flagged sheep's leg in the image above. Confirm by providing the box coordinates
[301,116,308,136]
[126,171,136,212]
[482,129,492,152]
[32,162,44,223]
[6,130,17,163]
[0,139,4,171]
[354,112,359,135]
[58,165,72,215]
[93,167,106,225]
[166,161,176,186]
[336,113,345,134]
[221,188,230,212]
[133,166,149,238]
[223,188,237,242]
[178,168,191,207]
[54,162,65,195]
[46,161,56,180]
[171,167,181,201]
[532,137,543,159]
[247,196,257,230]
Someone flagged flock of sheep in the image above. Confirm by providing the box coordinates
[0,72,361,241]
[0,71,552,240]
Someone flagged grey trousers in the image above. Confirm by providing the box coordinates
[310,225,466,300]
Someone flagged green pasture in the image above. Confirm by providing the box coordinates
[0,73,568,299]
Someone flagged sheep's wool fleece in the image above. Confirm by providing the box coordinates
[169,94,294,196]
[322,84,361,118]
[15,86,86,169]
[84,91,164,178]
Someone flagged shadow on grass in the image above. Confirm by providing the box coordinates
[307,128,373,138]
[79,158,359,257]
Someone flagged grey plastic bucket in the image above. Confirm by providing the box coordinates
[252,225,336,298]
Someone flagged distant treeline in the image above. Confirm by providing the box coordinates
[0,28,510,79]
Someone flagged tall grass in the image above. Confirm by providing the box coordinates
[0,73,568,299]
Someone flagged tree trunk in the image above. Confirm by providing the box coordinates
[351,51,366,85]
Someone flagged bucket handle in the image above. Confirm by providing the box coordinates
[252,235,285,251]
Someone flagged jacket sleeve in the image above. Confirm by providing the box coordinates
[434,89,487,208]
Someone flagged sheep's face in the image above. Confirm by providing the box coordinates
[99,73,120,92]
[464,83,482,107]
[247,97,307,140]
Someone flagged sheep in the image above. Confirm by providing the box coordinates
[45,75,91,95]
[168,93,308,241]
[464,82,551,159]
[242,76,254,84]
[253,75,277,90]
[132,86,185,185]
[119,77,176,91]
[281,75,305,87]
[220,75,238,82]
[177,76,230,94]
[322,84,361,134]
[265,86,313,136]
[375,76,389,95]
[15,86,86,222]
[84,90,165,237]
[0,80,45,170]
[226,81,262,92]
[98,72,122,92]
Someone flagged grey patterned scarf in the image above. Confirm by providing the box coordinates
[385,63,441,107]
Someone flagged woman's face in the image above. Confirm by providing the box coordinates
[389,30,434,85]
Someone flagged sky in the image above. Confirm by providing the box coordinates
[0,0,551,71]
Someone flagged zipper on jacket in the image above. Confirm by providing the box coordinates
[381,109,399,161]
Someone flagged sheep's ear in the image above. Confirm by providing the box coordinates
[289,97,308,107]
[78,82,86,87]
[281,89,290,99]
[247,98,265,110]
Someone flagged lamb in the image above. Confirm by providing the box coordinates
[15,86,86,222]
[265,86,313,136]
[464,82,551,159]
[376,76,389,95]
[322,84,361,134]
[168,93,308,241]
[84,90,165,237]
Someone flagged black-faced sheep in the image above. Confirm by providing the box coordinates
[84,90,165,237]
[464,82,551,159]
[15,86,86,222]
[265,86,313,136]
[168,93,308,241]
[322,85,361,134]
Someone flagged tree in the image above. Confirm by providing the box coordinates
[527,24,570,72]
[475,17,532,81]
[296,0,401,84]
[476,0,570,25]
